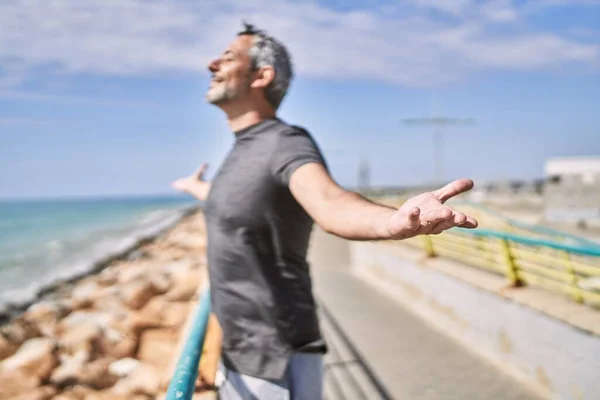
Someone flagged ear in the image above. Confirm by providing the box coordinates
[250,66,275,89]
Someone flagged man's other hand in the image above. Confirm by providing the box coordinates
[171,163,212,201]
[172,163,209,194]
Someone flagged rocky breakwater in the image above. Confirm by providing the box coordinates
[0,211,209,400]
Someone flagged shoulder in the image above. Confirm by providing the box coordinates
[272,120,316,143]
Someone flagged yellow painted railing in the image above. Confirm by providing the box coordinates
[402,228,600,307]
[378,195,599,248]
[452,201,600,248]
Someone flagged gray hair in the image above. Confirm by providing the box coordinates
[238,23,293,110]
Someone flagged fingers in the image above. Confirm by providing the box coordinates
[391,205,477,239]
[453,211,467,225]
[432,178,474,203]
[195,372,217,391]
[422,207,453,228]
[460,216,478,229]
[428,218,456,235]
[195,163,209,179]
[451,210,478,229]
[423,208,478,234]
[195,381,217,392]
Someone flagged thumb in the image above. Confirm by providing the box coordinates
[195,163,209,180]
[406,207,421,231]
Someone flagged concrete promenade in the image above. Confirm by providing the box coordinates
[309,229,545,400]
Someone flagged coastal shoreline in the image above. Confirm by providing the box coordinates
[0,208,210,399]
[0,204,202,324]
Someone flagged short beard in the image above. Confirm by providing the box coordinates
[206,84,238,105]
[206,72,252,105]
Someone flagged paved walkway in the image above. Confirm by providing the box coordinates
[309,229,545,400]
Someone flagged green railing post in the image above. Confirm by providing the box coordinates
[500,238,522,286]
[561,250,583,303]
[166,288,212,400]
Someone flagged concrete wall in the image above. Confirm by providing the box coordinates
[351,242,600,400]
[544,156,600,225]
[544,174,600,225]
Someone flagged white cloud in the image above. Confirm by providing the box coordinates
[534,0,600,6]
[0,90,159,108]
[410,0,473,16]
[479,0,519,23]
[0,0,598,87]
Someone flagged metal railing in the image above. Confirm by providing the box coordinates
[378,195,600,305]
[165,288,211,400]
[403,228,600,306]
[379,195,600,248]
[163,199,600,400]
[453,201,600,248]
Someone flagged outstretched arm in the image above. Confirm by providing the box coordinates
[289,163,478,241]
[172,163,212,201]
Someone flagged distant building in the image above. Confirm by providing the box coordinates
[544,156,600,226]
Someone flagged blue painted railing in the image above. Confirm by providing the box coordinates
[455,227,600,257]
[165,288,212,400]
[457,201,600,248]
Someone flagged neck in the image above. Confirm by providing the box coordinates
[222,103,276,133]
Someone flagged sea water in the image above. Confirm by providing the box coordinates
[0,195,198,316]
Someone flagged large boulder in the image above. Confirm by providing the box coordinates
[161,260,194,281]
[120,279,158,310]
[167,231,207,250]
[51,353,116,390]
[52,392,81,400]
[136,328,178,372]
[127,296,189,335]
[0,334,18,361]
[83,389,150,400]
[72,280,102,309]
[58,311,117,334]
[78,357,119,390]
[58,309,128,351]
[8,385,57,400]
[0,318,41,347]
[165,269,202,302]
[117,264,147,285]
[0,369,40,399]
[97,265,119,286]
[149,272,172,295]
[53,385,91,400]
[25,300,62,320]
[50,350,88,388]
[111,362,161,397]
[23,300,70,337]
[59,322,102,357]
[91,294,130,317]
[108,357,140,377]
[0,337,57,382]
[162,301,191,327]
[99,334,137,359]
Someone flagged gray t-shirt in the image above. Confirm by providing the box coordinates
[204,118,328,380]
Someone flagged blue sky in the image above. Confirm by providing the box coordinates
[0,0,599,199]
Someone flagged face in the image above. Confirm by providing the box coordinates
[206,35,254,106]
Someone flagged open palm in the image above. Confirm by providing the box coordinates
[386,178,478,239]
[172,163,209,193]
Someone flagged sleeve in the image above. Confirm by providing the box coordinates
[270,126,328,186]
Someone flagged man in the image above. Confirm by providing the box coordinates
[173,23,478,400]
